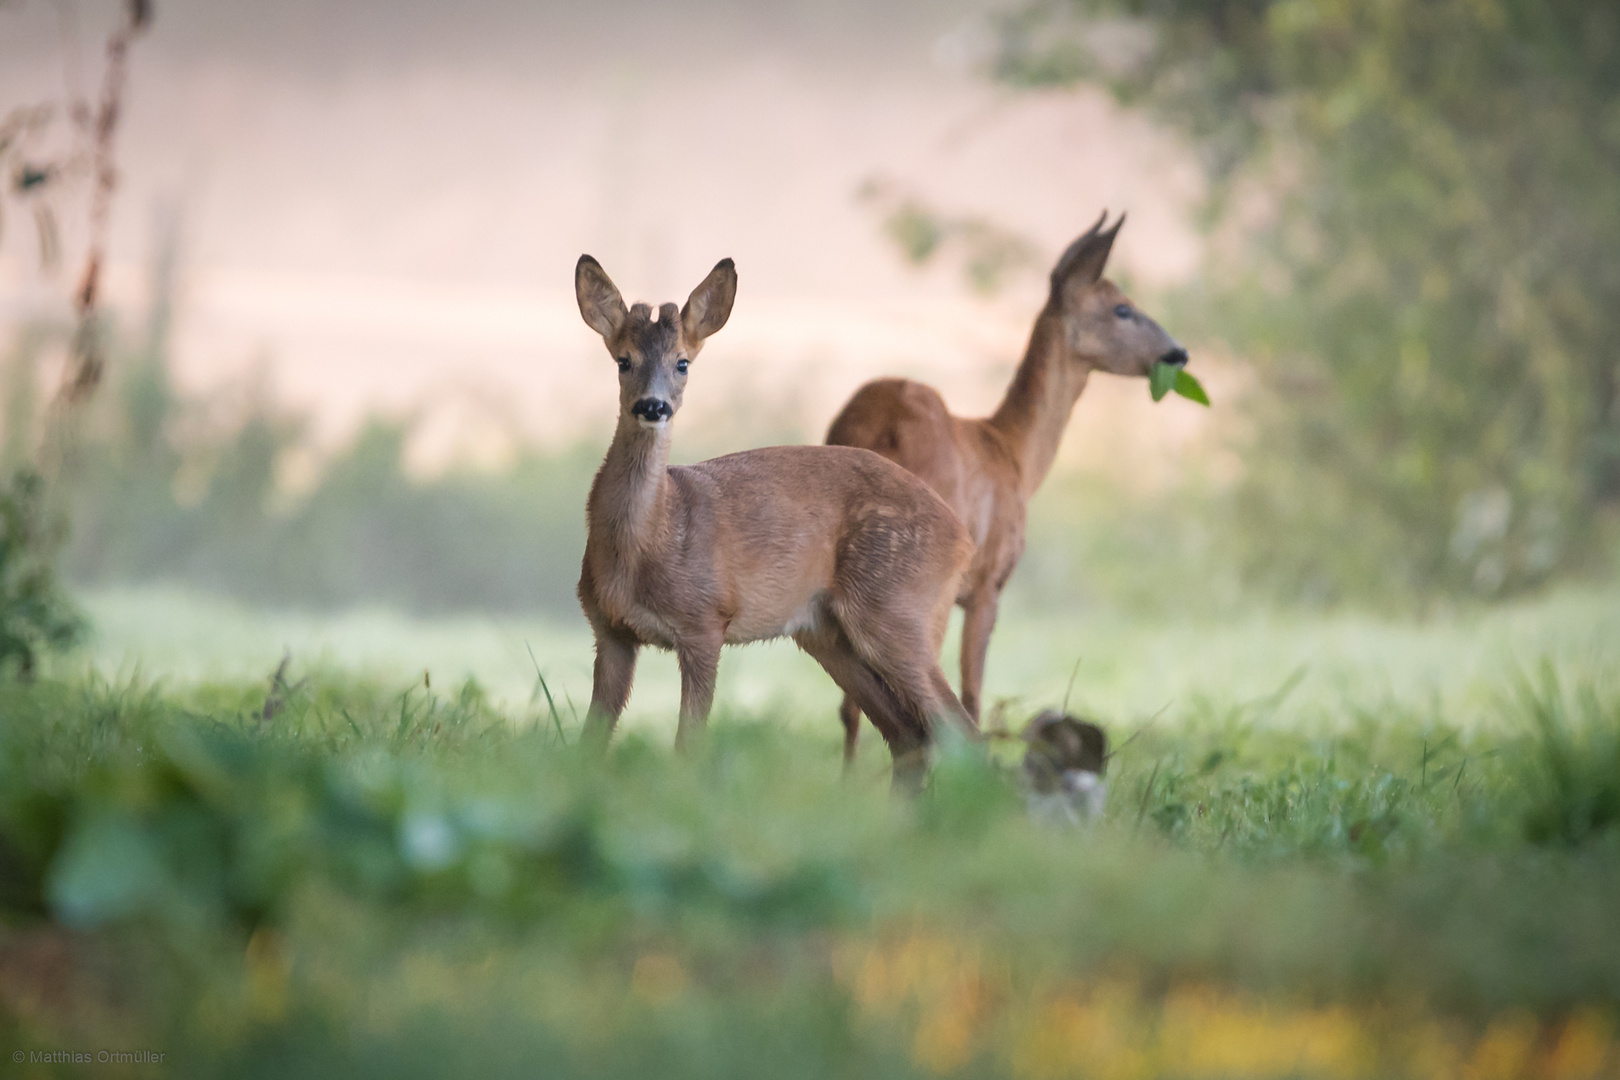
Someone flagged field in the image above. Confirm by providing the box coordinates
[3,587,1620,1078]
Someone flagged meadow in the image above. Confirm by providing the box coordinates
[3,587,1618,1078]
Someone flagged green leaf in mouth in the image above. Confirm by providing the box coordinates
[1173,367,1210,406]
[1149,359,1178,401]
[1149,360,1210,406]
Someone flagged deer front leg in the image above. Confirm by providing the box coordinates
[958,590,1000,725]
[675,637,722,754]
[582,624,639,753]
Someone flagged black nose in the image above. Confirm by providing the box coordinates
[1161,347,1189,367]
[631,397,674,422]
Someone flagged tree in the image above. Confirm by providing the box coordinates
[997,0,1620,600]
[0,0,152,670]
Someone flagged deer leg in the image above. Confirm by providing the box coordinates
[958,590,1000,725]
[839,695,863,771]
[796,629,928,791]
[582,625,639,753]
[675,638,722,754]
[927,665,975,735]
[835,592,970,735]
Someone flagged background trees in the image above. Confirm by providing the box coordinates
[997,0,1620,601]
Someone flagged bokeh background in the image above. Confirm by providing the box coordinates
[1,0,1616,724]
[5,8,1620,1076]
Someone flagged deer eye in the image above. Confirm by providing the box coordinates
[616,356,631,373]
[1113,304,1133,319]
[675,358,689,374]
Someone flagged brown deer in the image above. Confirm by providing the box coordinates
[574,254,976,786]
[826,212,1187,764]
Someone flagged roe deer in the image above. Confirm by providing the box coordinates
[826,212,1187,763]
[574,254,975,786]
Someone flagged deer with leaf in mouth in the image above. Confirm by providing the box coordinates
[826,212,1192,763]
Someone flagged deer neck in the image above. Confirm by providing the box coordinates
[988,307,1091,499]
[590,417,674,557]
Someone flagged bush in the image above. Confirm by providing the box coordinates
[0,469,83,677]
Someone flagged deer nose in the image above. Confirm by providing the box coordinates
[1160,347,1189,367]
[631,397,674,423]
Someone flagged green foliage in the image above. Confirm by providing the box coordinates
[1,665,1618,1066]
[997,0,1620,602]
[1513,663,1620,846]
[0,469,83,677]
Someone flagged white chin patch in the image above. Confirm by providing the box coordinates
[636,417,669,430]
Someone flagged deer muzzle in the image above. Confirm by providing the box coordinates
[631,397,674,425]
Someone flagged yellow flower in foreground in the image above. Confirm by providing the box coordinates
[1160,984,1370,1079]
[244,928,287,1023]
[1543,1010,1614,1080]
[913,979,985,1074]
[1464,1012,1538,1080]
[1009,992,1150,1080]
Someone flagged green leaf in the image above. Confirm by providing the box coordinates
[1149,360,1178,401]
[1173,368,1211,406]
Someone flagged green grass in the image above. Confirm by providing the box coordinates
[75,582,1620,737]
[4,602,1620,1077]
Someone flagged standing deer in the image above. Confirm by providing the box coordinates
[826,212,1188,764]
[574,254,975,787]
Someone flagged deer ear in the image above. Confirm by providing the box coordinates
[576,255,628,339]
[682,258,737,344]
[1051,212,1125,304]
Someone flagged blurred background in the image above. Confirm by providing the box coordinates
[1,0,1616,716]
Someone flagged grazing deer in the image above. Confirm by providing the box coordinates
[826,212,1187,763]
[574,255,975,787]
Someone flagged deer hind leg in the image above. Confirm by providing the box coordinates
[583,622,639,753]
[796,628,929,792]
[675,635,722,754]
[833,566,973,730]
[958,589,1001,725]
[832,606,974,775]
[838,695,863,771]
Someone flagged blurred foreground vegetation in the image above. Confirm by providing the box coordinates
[2,650,1619,1077]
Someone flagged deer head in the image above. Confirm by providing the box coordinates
[575,255,738,429]
[1048,212,1187,378]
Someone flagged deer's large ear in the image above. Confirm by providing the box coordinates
[576,255,628,339]
[1051,212,1125,305]
[682,258,737,344]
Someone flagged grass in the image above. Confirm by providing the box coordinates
[75,582,1620,735]
[3,593,1620,1078]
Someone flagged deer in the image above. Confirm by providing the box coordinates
[826,212,1188,766]
[574,254,976,788]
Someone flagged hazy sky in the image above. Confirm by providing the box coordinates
[0,0,1208,471]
